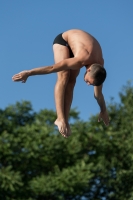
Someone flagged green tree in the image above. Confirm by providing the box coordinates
[0,82,133,200]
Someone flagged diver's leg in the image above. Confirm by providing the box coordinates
[64,69,80,134]
[53,44,70,137]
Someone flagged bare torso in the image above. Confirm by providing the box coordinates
[62,29,104,66]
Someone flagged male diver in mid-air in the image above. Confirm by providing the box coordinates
[12,29,109,138]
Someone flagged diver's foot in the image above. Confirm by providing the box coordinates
[54,119,68,138]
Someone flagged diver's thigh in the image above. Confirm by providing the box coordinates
[53,44,71,79]
[53,44,70,63]
[69,69,80,81]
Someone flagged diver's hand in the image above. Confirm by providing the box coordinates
[98,110,109,126]
[12,70,29,83]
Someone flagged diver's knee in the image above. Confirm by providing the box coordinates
[57,71,70,83]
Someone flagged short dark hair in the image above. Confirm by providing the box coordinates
[90,64,107,86]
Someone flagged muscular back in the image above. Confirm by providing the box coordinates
[62,29,104,66]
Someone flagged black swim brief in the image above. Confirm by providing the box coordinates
[53,33,74,58]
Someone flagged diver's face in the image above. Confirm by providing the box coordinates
[84,71,95,86]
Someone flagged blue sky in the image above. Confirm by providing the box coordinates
[1,0,133,121]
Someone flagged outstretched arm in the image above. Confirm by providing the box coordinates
[12,57,82,82]
[94,85,109,126]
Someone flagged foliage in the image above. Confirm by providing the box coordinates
[0,82,133,200]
